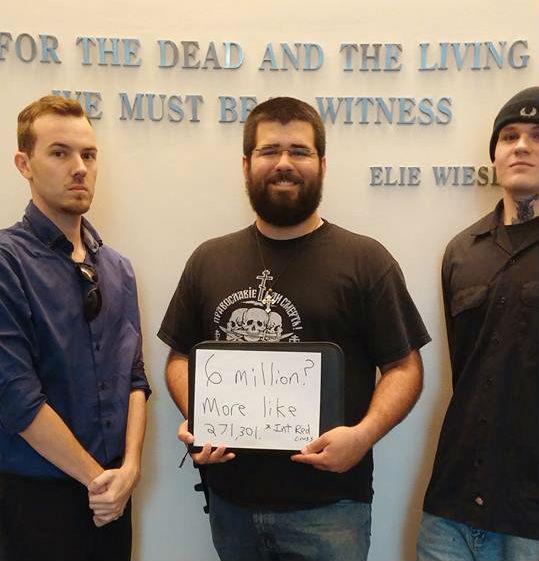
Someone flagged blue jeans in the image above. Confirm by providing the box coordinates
[208,489,371,561]
[417,511,539,561]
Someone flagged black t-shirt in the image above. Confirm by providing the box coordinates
[159,221,430,506]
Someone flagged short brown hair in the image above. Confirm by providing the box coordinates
[17,95,89,154]
[243,97,326,158]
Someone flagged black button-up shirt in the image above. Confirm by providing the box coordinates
[424,200,539,539]
[0,202,151,478]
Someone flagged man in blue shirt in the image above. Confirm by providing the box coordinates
[0,96,151,561]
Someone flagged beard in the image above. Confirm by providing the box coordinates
[245,166,324,227]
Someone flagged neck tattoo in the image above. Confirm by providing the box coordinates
[512,194,539,224]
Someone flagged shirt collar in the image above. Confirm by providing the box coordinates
[469,199,504,237]
[81,217,102,256]
[23,201,102,257]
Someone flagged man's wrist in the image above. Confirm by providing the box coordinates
[121,458,141,483]
[352,416,380,448]
[84,464,105,488]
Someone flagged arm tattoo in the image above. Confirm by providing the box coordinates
[512,194,539,224]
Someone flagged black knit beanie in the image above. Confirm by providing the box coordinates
[489,86,539,161]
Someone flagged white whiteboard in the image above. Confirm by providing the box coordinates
[192,348,322,450]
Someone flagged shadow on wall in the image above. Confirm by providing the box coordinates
[400,288,453,561]
[131,347,158,559]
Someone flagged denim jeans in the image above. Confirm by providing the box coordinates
[417,511,539,561]
[208,489,372,561]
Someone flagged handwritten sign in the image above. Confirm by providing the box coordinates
[191,348,322,450]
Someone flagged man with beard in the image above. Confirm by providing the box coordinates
[0,96,151,561]
[159,97,430,561]
[417,88,539,561]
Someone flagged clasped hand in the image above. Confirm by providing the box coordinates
[87,465,139,527]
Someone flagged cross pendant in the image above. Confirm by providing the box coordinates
[262,290,276,313]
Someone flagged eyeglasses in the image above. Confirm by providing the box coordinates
[253,146,317,162]
[75,262,102,322]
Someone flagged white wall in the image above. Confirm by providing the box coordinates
[1,2,538,559]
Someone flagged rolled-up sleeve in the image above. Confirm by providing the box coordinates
[0,253,46,434]
[130,334,151,399]
[122,257,151,399]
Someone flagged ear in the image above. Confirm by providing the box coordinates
[320,155,327,177]
[242,154,250,180]
[14,151,32,180]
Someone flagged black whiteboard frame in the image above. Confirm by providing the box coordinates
[188,340,345,453]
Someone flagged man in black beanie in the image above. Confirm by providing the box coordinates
[417,87,539,560]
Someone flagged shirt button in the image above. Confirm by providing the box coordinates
[498,296,506,305]
[95,343,101,351]
[105,420,112,429]
[475,496,484,507]
[99,382,106,391]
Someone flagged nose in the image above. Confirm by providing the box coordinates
[71,153,88,177]
[274,149,294,171]
[515,133,531,153]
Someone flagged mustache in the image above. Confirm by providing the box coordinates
[265,171,304,185]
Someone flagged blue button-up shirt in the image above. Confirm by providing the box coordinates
[0,202,151,478]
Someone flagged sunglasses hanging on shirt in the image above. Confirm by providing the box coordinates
[75,262,102,322]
